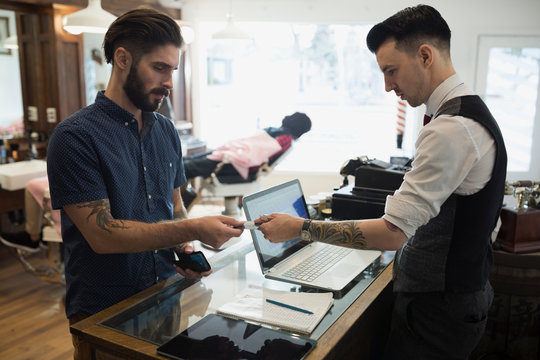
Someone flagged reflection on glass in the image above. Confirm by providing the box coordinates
[101,278,197,345]
[485,47,540,171]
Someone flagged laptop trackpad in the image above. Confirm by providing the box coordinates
[331,263,358,278]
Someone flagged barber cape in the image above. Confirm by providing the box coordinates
[206,131,282,179]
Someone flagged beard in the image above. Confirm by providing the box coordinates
[123,65,170,112]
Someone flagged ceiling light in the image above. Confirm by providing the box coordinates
[212,16,250,40]
[63,0,116,35]
[212,0,250,40]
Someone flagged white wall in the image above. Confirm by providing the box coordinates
[181,0,540,197]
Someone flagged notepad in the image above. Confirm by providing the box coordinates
[216,285,333,335]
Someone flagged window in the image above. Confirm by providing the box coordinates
[475,35,540,180]
[197,22,416,173]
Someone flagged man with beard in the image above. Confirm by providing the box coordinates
[46,8,243,358]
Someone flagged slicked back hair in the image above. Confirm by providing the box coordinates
[366,5,451,56]
[103,7,183,65]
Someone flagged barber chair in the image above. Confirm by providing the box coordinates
[15,187,64,284]
[41,188,64,281]
[187,147,293,217]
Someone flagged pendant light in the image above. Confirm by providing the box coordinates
[63,0,117,35]
[212,0,250,40]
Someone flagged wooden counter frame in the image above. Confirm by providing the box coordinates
[71,263,394,360]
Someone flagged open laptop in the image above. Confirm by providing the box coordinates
[242,179,381,292]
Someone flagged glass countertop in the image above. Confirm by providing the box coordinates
[99,237,394,346]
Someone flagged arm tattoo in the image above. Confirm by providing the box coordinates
[77,199,129,233]
[310,221,367,249]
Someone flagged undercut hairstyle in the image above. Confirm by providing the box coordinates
[366,4,451,56]
[103,7,183,65]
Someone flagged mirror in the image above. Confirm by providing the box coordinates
[0,8,111,139]
[0,9,24,138]
[83,32,112,105]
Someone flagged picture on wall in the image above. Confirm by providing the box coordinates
[0,16,12,56]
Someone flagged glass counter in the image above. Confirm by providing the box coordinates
[99,237,394,346]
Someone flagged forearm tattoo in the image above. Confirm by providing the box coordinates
[78,199,129,233]
[310,221,367,249]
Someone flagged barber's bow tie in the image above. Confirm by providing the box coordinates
[423,114,433,126]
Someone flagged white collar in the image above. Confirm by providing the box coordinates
[425,74,465,117]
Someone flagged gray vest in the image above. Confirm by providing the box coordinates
[393,95,507,293]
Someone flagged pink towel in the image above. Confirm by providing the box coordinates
[206,131,282,179]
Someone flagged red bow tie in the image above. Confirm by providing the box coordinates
[423,114,433,126]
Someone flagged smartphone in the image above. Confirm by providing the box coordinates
[174,251,211,272]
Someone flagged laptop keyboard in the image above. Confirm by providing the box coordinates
[282,246,352,282]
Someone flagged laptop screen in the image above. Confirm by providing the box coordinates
[242,179,309,270]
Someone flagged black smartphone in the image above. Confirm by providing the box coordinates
[174,251,211,272]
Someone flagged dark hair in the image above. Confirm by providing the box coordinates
[366,4,451,55]
[103,7,183,65]
[282,112,312,139]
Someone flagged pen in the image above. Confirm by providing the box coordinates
[265,298,313,315]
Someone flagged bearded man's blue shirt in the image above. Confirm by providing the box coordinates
[47,91,186,317]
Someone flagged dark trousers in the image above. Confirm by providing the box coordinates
[383,283,493,360]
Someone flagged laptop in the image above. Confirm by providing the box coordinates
[242,179,381,292]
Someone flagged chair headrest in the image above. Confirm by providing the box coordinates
[281,112,311,139]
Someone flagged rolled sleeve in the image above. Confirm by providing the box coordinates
[383,116,482,238]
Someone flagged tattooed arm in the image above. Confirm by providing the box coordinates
[256,213,406,251]
[63,196,244,254]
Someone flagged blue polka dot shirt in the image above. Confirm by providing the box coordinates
[47,91,187,317]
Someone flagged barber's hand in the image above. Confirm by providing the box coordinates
[173,242,212,279]
[256,213,304,243]
[194,215,244,249]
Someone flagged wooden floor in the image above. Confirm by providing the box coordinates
[0,245,73,360]
[0,200,226,360]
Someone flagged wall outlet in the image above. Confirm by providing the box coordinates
[28,106,38,122]
[46,107,57,123]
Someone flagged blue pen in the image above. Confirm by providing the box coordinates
[265,298,314,315]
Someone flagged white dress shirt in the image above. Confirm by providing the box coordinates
[383,74,497,238]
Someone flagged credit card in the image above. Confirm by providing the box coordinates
[234,221,259,230]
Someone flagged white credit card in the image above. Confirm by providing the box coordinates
[242,221,259,230]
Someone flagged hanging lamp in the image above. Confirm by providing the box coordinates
[212,0,250,40]
[63,0,117,35]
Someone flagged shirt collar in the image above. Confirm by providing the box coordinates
[425,74,464,117]
[94,90,157,130]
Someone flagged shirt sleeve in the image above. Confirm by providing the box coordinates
[47,123,108,210]
[383,115,493,238]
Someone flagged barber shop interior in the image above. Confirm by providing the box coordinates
[1,0,539,359]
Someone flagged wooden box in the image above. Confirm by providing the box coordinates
[496,207,540,253]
